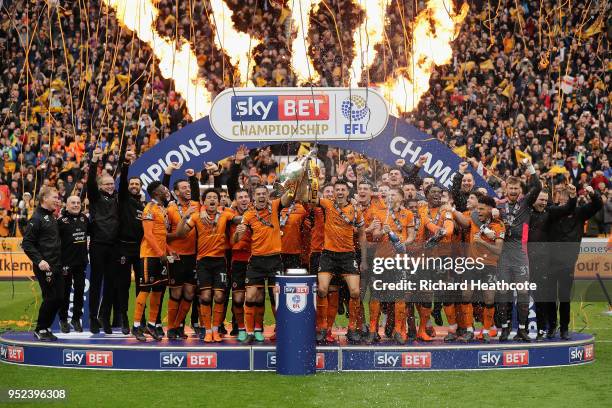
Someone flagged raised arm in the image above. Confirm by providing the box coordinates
[87,148,102,202]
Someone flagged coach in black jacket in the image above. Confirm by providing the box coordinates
[57,195,89,333]
[115,151,144,334]
[22,187,63,341]
[528,184,576,341]
[87,147,120,334]
[548,185,603,339]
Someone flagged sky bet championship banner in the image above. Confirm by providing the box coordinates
[127,87,495,195]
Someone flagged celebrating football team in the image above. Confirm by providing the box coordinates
[23,145,601,344]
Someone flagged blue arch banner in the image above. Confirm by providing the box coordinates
[129,115,494,195]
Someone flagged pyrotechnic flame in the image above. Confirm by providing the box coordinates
[289,0,320,84]
[378,0,469,115]
[348,0,387,87]
[210,0,261,87]
[102,0,211,119]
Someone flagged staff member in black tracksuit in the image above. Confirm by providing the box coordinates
[548,184,603,340]
[22,186,63,341]
[528,184,576,341]
[57,195,89,333]
[115,150,144,334]
[87,147,120,334]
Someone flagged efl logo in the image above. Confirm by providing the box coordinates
[0,345,24,363]
[63,350,113,367]
[266,352,325,369]
[160,352,217,369]
[569,345,594,363]
[478,350,529,367]
[231,95,329,121]
[374,352,432,368]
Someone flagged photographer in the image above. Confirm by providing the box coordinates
[21,187,62,341]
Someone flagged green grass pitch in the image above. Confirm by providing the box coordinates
[0,281,611,407]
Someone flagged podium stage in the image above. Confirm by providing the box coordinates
[0,327,595,371]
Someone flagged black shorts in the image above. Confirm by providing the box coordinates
[245,254,283,287]
[139,257,168,286]
[281,253,302,271]
[319,249,359,276]
[168,254,197,288]
[196,257,229,291]
[231,260,248,291]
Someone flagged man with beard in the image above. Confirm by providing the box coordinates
[548,183,602,339]
[115,150,144,335]
[310,184,338,343]
[451,161,476,212]
[228,188,252,341]
[313,181,367,344]
[497,159,541,342]
[87,147,119,334]
[529,184,576,341]
[163,163,201,340]
[234,185,294,343]
[177,189,242,342]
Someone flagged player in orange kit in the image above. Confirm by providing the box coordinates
[176,188,241,342]
[451,195,505,342]
[132,181,171,342]
[367,186,415,344]
[233,185,294,344]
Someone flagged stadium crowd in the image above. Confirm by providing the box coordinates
[0,0,610,341]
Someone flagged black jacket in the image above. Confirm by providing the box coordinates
[451,172,473,213]
[549,192,603,268]
[58,210,89,267]
[22,206,61,270]
[87,160,119,245]
[118,162,144,256]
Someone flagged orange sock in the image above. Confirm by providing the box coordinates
[199,303,212,330]
[316,296,328,330]
[407,303,416,333]
[134,291,149,323]
[174,299,193,329]
[418,306,431,332]
[348,298,360,330]
[233,302,245,330]
[213,302,225,328]
[244,302,255,333]
[394,301,406,335]
[461,303,474,328]
[167,297,180,329]
[148,292,162,324]
[327,291,339,329]
[483,306,495,330]
[255,304,265,330]
[357,300,365,331]
[456,304,466,329]
[369,300,381,333]
[443,304,457,327]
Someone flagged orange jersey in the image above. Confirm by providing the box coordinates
[242,199,282,256]
[416,205,454,256]
[371,207,414,258]
[140,201,168,258]
[167,200,200,255]
[280,203,308,255]
[228,206,251,262]
[319,198,364,253]
[187,210,234,260]
[309,207,325,253]
[467,218,505,266]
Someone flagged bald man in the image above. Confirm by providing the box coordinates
[87,148,120,334]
